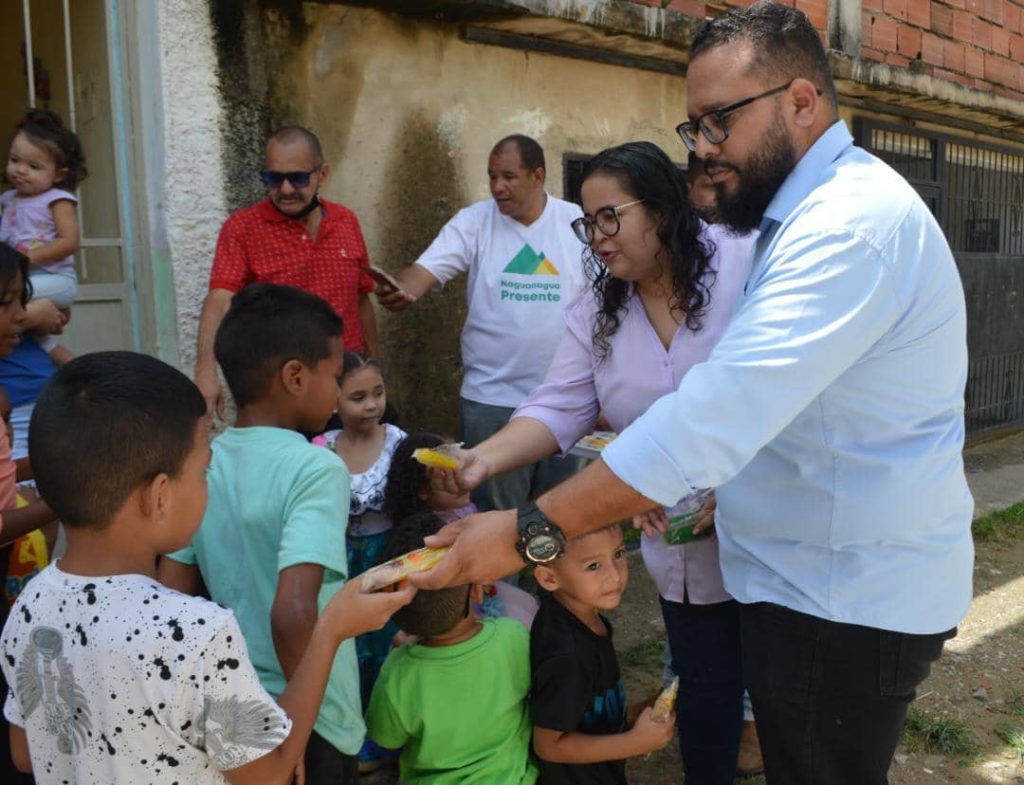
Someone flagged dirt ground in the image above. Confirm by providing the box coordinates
[616,537,1024,785]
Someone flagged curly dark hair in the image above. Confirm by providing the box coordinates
[579,142,715,360]
[11,108,88,190]
[0,242,33,307]
[383,432,447,527]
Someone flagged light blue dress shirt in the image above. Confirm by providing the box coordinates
[603,121,974,634]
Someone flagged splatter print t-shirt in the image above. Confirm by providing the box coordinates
[0,562,291,784]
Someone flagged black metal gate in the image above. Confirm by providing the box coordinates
[856,119,1024,442]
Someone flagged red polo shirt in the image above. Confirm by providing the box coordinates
[209,197,374,351]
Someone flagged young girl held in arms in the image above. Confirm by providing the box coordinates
[1,109,86,308]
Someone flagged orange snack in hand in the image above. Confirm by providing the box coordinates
[361,546,453,592]
[412,445,462,470]
[652,677,679,722]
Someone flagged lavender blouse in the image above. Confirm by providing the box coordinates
[513,223,756,605]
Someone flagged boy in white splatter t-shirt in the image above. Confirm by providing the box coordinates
[0,352,413,784]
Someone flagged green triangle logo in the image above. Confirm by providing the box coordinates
[503,244,543,274]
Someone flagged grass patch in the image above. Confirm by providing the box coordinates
[902,710,980,757]
[972,501,1024,543]
[619,637,664,671]
[994,724,1024,764]
[1005,688,1024,719]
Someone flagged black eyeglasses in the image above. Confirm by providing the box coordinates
[676,81,794,152]
[259,167,320,188]
[571,199,645,244]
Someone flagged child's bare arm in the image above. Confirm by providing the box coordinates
[224,580,415,785]
[47,343,74,367]
[156,557,203,596]
[0,500,57,547]
[271,563,323,679]
[533,706,676,764]
[24,200,79,267]
[9,724,31,773]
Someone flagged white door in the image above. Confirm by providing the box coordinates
[3,0,140,353]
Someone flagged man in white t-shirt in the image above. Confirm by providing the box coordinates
[378,135,586,515]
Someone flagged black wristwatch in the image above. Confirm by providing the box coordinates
[515,502,566,564]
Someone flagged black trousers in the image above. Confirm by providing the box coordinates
[741,602,953,785]
[304,730,358,785]
[660,596,744,784]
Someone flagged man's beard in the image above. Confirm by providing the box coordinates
[714,113,797,233]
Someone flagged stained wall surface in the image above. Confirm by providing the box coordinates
[249,3,691,431]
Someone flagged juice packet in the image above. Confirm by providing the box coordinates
[361,546,452,592]
[652,677,679,722]
[663,489,714,546]
[412,443,463,470]
[568,431,617,460]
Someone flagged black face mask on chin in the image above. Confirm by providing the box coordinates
[275,195,321,221]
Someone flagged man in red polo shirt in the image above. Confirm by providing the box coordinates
[194,126,378,416]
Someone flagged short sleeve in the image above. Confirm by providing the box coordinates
[513,294,601,453]
[278,456,349,577]
[365,658,410,749]
[179,615,292,771]
[46,188,78,207]
[167,541,198,566]
[413,209,476,286]
[530,653,592,733]
[209,214,253,293]
[4,688,25,727]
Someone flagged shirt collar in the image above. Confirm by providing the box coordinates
[763,120,853,226]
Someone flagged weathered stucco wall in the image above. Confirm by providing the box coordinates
[159,0,230,373]
[247,2,689,432]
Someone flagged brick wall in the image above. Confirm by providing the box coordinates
[631,0,829,34]
[862,0,1023,99]
[629,0,1024,102]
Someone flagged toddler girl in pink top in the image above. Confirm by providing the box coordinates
[1,109,87,308]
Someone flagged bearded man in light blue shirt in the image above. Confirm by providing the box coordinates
[414,3,973,783]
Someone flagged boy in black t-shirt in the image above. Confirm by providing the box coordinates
[529,524,675,784]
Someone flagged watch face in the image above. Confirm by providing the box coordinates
[527,534,561,563]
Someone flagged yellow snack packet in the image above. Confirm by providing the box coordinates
[652,677,679,722]
[412,445,462,470]
[361,546,453,592]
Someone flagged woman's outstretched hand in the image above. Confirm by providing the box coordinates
[631,493,717,538]
[428,446,491,497]
[632,507,671,538]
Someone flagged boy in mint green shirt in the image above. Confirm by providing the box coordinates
[159,283,362,784]
[366,512,538,785]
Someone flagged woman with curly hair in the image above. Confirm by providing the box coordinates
[455,141,757,784]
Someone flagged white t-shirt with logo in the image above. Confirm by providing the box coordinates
[1,563,291,785]
[415,194,586,407]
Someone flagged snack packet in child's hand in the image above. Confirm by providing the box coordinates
[361,546,453,592]
[652,677,679,722]
[412,443,463,470]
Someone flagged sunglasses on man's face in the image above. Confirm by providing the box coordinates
[259,167,320,188]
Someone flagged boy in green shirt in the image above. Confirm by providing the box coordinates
[366,512,538,785]
[159,283,361,785]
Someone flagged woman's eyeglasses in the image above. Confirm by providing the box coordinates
[259,167,320,188]
[571,199,645,244]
